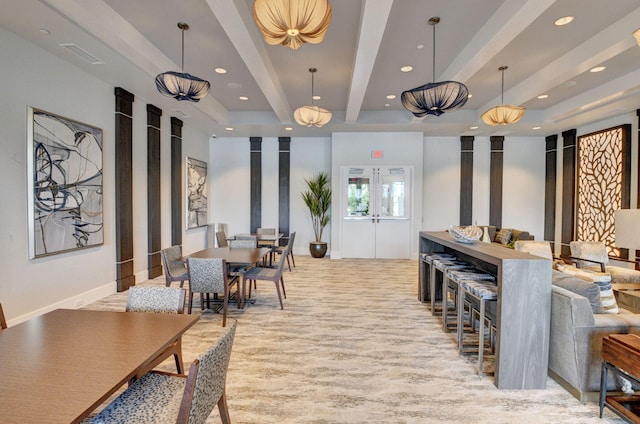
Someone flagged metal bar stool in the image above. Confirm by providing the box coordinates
[431,259,470,318]
[443,268,494,334]
[457,279,498,376]
[420,253,456,304]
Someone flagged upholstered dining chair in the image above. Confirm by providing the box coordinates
[126,286,187,376]
[0,303,7,330]
[570,240,640,284]
[89,319,237,424]
[229,238,257,248]
[186,258,237,327]
[161,245,189,288]
[513,240,553,259]
[274,232,296,271]
[243,242,289,309]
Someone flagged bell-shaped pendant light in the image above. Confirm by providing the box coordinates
[401,17,469,117]
[155,22,210,102]
[294,68,332,127]
[481,66,525,126]
[253,0,332,50]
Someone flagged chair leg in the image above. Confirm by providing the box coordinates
[274,279,284,309]
[174,338,184,374]
[222,291,229,327]
[188,292,194,314]
[290,251,295,268]
[200,293,205,311]
[286,255,292,272]
[280,276,287,299]
[217,390,231,424]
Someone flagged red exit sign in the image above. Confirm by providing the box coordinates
[371,150,384,158]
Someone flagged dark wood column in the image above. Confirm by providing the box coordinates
[459,136,474,226]
[147,104,162,279]
[171,117,183,246]
[561,129,577,257]
[114,87,135,292]
[544,135,558,248]
[490,136,504,228]
[250,137,262,233]
[278,137,291,244]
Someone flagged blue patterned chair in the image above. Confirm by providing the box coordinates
[126,286,187,376]
[186,258,236,327]
[90,320,237,424]
[161,245,189,288]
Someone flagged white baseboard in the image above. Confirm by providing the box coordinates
[8,281,117,327]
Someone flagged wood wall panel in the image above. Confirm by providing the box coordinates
[561,129,577,257]
[279,137,291,244]
[250,137,262,233]
[114,87,135,292]
[459,136,474,226]
[171,117,183,246]
[147,104,162,279]
[544,135,557,247]
[490,136,504,228]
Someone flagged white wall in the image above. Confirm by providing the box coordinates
[0,27,209,324]
[423,137,461,230]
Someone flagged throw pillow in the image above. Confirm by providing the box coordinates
[495,228,512,245]
[552,269,603,314]
[594,278,619,314]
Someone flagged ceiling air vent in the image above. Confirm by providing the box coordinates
[59,43,104,65]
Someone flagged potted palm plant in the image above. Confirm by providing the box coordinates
[302,171,331,258]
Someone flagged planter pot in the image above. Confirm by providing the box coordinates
[309,242,328,258]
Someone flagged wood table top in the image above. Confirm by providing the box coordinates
[187,247,271,264]
[0,308,199,424]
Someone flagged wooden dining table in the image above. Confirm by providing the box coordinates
[187,246,271,308]
[0,308,199,424]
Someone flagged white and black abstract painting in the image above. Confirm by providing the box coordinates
[186,157,208,229]
[28,108,103,258]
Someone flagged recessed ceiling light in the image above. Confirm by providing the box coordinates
[285,127,293,131]
[39,29,51,35]
[417,44,424,49]
[590,66,606,73]
[214,67,227,74]
[532,126,542,130]
[467,94,472,98]
[400,65,413,73]
[537,94,549,99]
[384,103,390,107]
[554,16,574,26]
[312,95,321,100]
[470,126,479,130]
[225,127,233,131]
[239,96,248,101]
[386,94,396,100]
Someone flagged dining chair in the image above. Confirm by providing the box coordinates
[89,319,237,424]
[186,257,237,327]
[274,231,296,271]
[216,230,229,247]
[229,238,257,248]
[126,286,187,376]
[0,303,7,330]
[243,242,289,309]
[161,245,189,288]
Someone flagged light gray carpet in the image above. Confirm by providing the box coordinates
[87,256,624,423]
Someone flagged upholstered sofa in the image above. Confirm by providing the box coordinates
[549,269,640,401]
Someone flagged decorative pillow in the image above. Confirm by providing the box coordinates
[555,265,617,314]
[495,228,512,245]
[552,269,603,314]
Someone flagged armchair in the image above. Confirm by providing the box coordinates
[570,241,640,285]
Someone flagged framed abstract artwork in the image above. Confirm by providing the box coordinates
[27,107,104,258]
[186,156,208,229]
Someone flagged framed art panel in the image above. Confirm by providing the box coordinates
[576,124,631,258]
[27,107,104,258]
[186,156,208,229]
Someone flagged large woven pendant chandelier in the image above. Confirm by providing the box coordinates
[481,66,525,126]
[401,17,469,117]
[253,0,332,50]
[155,22,210,103]
[294,68,332,127]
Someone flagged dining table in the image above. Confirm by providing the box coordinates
[187,246,271,308]
[0,308,199,424]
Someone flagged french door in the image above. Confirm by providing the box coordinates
[341,166,411,259]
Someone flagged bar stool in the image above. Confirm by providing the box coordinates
[444,268,495,334]
[457,279,498,376]
[431,259,470,318]
[420,253,456,304]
